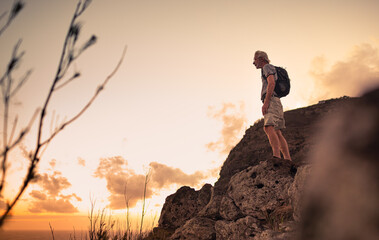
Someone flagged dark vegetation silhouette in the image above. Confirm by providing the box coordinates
[83,175,154,240]
[0,0,126,226]
[46,173,153,240]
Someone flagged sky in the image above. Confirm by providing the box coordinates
[0,0,378,232]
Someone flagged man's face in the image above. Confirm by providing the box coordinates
[253,56,262,69]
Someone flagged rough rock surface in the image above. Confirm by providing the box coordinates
[148,89,379,240]
[218,196,241,221]
[215,216,261,240]
[170,217,216,240]
[158,184,212,230]
[227,158,296,220]
[197,194,222,220]
[215,96,355,196]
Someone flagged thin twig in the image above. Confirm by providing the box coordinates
[0,1,25,36]
[54,72,80,91]
[1,1,89,225]
[49,222,55,240]
[40,46,126,147]
[0,0,126,227]
[0,11,7,23]
[140,169,151,236]
[10,69,32,98]
[7,116,18,147]
[0,109,39,158]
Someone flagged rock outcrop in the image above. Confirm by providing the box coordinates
[226,158,296,221]
[146,87,379,240]
[158,184,212,230]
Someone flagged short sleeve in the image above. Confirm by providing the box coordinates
[262,64,276,78]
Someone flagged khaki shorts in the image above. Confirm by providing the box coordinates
[264,97,285,130]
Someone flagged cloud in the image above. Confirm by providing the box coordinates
[78,157,86,166]
[28,171,80,213]
[149,162,206,188]
[35,171,71,196]
[29,190,47,200]
[28,198,79,213]
[94,157,211,209]
[308,43,379,103]
[94,156,152,209]
[61,193,82,201]
[206,102,247,154]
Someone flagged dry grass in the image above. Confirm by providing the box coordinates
[51,171,156,240]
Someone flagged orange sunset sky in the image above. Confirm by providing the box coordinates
[1,0,379,232]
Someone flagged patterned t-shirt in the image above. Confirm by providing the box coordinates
[261,64,278,100]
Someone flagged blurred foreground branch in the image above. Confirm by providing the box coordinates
[0,0,126,226]
[0,0,24,36]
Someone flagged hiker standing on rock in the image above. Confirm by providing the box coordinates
[253,50,291,160]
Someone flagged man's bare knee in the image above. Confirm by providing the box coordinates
[264,125,274,133]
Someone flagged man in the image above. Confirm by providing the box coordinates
[253,50,291,160]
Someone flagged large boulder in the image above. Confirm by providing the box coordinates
[197,193,223,220]
[158,184,212,230]
[219,196,242,221]
[226,158,296,220]
[171,158,297,240]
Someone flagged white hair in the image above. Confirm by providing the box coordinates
[254,50,270,63]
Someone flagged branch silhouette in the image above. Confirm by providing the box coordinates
[0,0,24,36]
[0,0,126,226]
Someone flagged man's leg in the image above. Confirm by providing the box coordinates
[264,125,281,158]
[275,129,291,160]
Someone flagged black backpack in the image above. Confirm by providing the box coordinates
[274,66,290,98]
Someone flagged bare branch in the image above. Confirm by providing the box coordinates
[0,109,38,194]
[0,39,33,197]
[52,2,81,86]
[40,46,127,147]
[1,40,28,99]
[0,0,127,227]
[9,0,24,21]
[77,0,92,16]
[0,109,39,159]
[49,222,55,240]
[140,169,151,236]
[0,72,6,87]
[10,69,32,98]
[0,0,25,36]
[49,110,56,135]
[7,40,25,73]
[8,116,18,146]
[68,22,82,43]
[80,35,97,53]
[0,5,87,219]
[0,12,7,23]
[54,72,81,91]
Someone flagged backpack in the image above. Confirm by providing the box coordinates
[274,66,290,98]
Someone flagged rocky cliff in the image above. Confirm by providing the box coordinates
[147,87,379,240]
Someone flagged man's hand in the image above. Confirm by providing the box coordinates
[262,101,269,115]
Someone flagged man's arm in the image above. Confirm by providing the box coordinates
[262,74,275,115]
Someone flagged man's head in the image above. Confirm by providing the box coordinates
[253,50,270,69]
